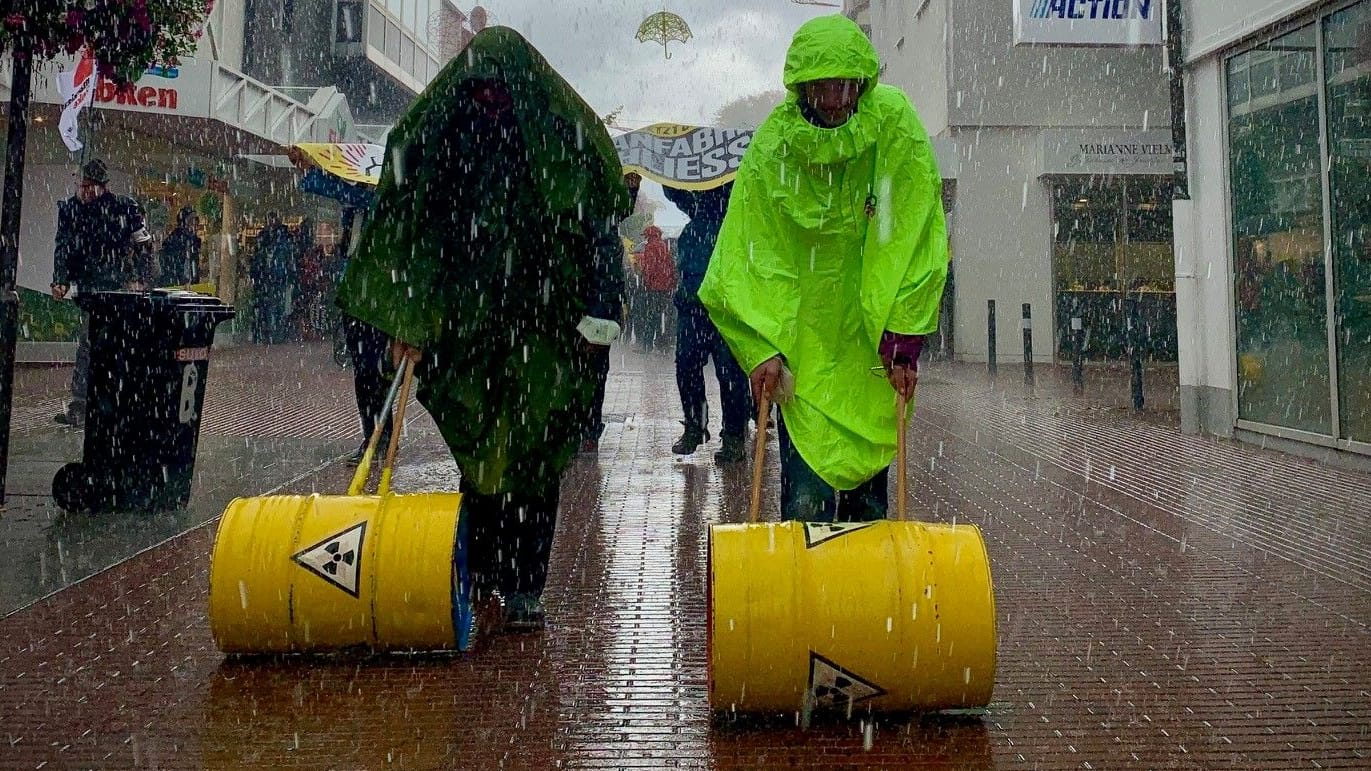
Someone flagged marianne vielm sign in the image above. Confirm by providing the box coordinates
[1014,0,1164,46]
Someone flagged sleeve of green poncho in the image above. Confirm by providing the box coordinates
[698,171,782,375]
[337,135,451,348]
[881,108,950,337]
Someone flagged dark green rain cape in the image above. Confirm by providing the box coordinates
[699,14,950,491]
[337,27,630,496]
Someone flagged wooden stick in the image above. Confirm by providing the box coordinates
[896,392,908,522]
[378,358,417,496]
[347,364,407,497]
[749,393,771,524]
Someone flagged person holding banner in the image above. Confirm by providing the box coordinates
[663,182,750,463]
[699,14,949,522]
[337,27,631,641]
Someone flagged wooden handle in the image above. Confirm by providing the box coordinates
[347,364,407,497]
[378,358,417,496]
[896,393,908,522]
[748,393,771,524]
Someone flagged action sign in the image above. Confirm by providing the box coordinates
[1014,0,1163,46]
[615,124,752,191]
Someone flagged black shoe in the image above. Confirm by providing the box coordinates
[672,424,709,455]
[345,442,367,466]
[715,434,746,464]
[346,435,389,466]
[504,592,546,632]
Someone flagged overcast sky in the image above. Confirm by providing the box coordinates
[472,0,835,229]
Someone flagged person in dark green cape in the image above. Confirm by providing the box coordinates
[336,27,631,638]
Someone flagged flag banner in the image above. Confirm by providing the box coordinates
[56,50,97,152]
[615,123,752,191]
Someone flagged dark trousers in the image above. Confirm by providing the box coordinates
[460,478,560,598]
[778,415,888,522]
[344,317,393,443]
[581,343,611,442]
[675,302,750,438]
[68,311,91,412]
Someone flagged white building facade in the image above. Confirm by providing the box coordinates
[1178,0,1371,461]
[866,0,1173,366]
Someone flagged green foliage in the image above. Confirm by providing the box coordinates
[0,0,212,84]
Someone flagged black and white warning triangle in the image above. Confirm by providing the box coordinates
[292,522,367,597]
[808,651,886,708]
[802,521,875,548]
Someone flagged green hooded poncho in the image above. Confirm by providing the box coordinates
[698,14,949,491]
[337,27,630,496]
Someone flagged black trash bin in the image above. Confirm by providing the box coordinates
[54,290,236,513]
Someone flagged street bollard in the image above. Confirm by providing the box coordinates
[1126,295,1145,412]
[1071,316,1085,395]
[1022,303,1034,388]
[987,299,997,379]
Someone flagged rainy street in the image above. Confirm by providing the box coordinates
[2,0,1371,769]
[0,343,1368,768]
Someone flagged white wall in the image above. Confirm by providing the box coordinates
[947,127,1055,363]
[209,0,248,69]
[1186,0,1323,61]
[874,0,950,136]
[945,0,1169,129]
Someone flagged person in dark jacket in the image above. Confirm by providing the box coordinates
[250,211,293,344]
[290,150,394,465]
[158,206,201,287]
[578,170,640,454]
[336,28,631,639]
[663,182,751,462]
[50,159,157,427]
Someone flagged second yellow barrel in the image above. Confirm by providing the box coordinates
[209,492,463,654]
[709,520,997,713]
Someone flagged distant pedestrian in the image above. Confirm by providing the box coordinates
[249,211,293,344]
[635,225,675,350]
[579,171,641,454]
[289,146,392,463]
[158,206,201,288]
[663,182,750,463]
[50,159,156,428]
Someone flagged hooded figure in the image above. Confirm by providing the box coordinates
[336,27,630,636]
[699,15,949,520]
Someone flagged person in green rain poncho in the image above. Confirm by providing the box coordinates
[337,27,631,636]
[699,14,949,522]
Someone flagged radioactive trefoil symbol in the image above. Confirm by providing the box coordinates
[802,521,876,549]
[809,651,886,709]
[292,522,367,597]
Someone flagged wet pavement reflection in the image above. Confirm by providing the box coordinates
[0,349,1367,769]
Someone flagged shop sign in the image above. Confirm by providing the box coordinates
[35,56,212,119]
[1041,129,1174,176]
[1014,0,1163,46]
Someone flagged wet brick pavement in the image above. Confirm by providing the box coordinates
[0,347,1368,769]
[0,343,388,615]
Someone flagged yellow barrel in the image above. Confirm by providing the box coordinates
[208,492,463,654]
[709,520,997,713]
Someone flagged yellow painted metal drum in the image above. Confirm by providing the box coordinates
[709,520,997,714]
[208,491,464,654]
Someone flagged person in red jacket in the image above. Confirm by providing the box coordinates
[635,225,676,350]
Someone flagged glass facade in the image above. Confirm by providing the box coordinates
[1051,177,1178,361]
[1325,2,1371,442]
[1227,2,1371,445]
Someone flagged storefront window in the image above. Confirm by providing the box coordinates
[1051,177,1177,361]
[1325,2,1371,443]
[1228,24,1332,435]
